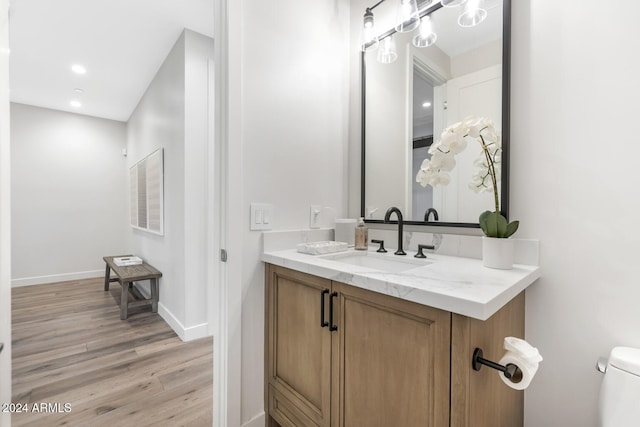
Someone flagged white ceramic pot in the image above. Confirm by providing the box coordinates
[482,236,515,270]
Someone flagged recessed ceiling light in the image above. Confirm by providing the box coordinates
[71,64,86,74]
[73,88,84,93]
[70,100,82,108]
[422,101,432,108]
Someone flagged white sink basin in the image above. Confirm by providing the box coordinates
[319,251,431,273]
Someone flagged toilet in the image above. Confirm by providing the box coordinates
[599,346,640,426]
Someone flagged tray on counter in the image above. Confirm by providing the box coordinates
[296,241,349,255]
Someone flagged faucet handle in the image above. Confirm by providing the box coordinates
[371,239,387,253]
[415,244,435,259]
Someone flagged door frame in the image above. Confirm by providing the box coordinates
[213,0,243,425]
[0,0,12,425]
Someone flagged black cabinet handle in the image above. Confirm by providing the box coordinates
[329,292,338,331]
[320,289,329,328]
[0,342,3,353]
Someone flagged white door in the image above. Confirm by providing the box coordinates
[442,64,502,223]
[0,0,11,426]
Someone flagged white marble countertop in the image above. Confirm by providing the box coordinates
[262,247,541,321]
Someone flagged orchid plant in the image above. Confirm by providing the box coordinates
[416,116,519,238]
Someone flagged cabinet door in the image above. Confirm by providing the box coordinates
[266,265,332,427]
[331,282,451,427]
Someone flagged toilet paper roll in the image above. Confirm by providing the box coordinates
[497,337,543,390]
[498,352,539,390]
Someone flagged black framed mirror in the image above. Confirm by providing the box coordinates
[361,0,510,227]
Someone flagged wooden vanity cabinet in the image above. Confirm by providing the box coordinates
[329,281,451,427]
[265,264,525,427]
[265,266,332,427]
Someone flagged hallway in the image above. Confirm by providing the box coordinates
[11,278,213,426]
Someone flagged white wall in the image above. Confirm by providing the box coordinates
[127,29,213,340]
[184,31,214,330]
[229,0,351,423]
[451,39,502,78]
[10,103,128,286]
[347,0,640,425]
[128,30,186,330]
[511,1,640,425]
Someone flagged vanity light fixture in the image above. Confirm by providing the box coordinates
[458,0,487,27]
[440,0,467,7]
[412,15,437,47]
[377,35,398,64]
[395,0,420,32]
[71,64,86,75]
[362,0,489,58]
[361,8,380,52]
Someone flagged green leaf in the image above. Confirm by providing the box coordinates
[484,212,499,237]
[505,220,520,238]
[479,210,492,235]
[496,214,508,237]
[479,211,516,238]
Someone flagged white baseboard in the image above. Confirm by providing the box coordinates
[11,269,103,287]
[242,412,265,427]
[158,302,210,342]
[133,282,151,298]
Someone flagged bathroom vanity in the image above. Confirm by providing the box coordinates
[263,248,540,427]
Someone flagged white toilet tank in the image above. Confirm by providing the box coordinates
[599,346,640,427]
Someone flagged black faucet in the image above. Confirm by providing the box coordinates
[384,207,406,255]
[424,208,439,222]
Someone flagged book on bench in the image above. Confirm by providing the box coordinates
[113,256,143,267]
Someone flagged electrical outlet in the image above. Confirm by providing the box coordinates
[309,205,322,229]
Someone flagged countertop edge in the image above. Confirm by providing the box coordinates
[262,250,541,321]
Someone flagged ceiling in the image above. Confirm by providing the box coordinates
[9,0,214,122]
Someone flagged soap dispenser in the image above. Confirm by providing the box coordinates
[354,217,368,250]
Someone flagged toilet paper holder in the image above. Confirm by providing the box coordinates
[472,348,522,381]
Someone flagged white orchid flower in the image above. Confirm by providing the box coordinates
[416,168,430,187]
[430,150,456,171]
[463,115,480,127]
[447,136,468,154]
[468,181,484,193]
[445,121,463,135]
[415,116,502,212]
[481,126,498,142]
[429,172,451,186]
[463,116,482,136]
[428,142,443,155]
[440,129,464,148]
[481,117,494,128]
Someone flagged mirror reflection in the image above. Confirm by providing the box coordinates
[363,0,506,225]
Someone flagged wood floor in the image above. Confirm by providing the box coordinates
[11,277,213,426]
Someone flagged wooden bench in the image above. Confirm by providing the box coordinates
[103,255,162,320]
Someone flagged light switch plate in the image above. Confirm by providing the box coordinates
[250,203,274,230]
[309,205,321,229]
